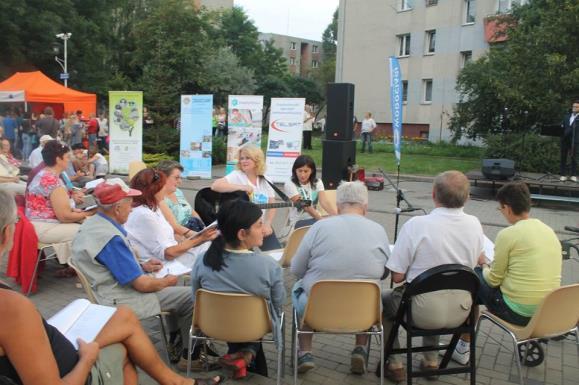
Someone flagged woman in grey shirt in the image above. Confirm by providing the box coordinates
[191,200,285,379]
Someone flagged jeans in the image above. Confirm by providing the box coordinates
[88,134,97,149]
[21,133,34,161]
[361,132,373,153]
[474,267,530,326]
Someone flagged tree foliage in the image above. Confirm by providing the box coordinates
[450,0,579,140]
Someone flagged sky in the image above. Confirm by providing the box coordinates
[234,0,339,42]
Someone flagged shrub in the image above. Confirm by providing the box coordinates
[483,133,560,173]
[211,136,226,165]
[143,153,176,167]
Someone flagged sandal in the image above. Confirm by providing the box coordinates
[218,356,249,379]
[55,267,77,278]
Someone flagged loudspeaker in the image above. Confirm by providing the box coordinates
[322,140,356,189]
[326,83,355,141]
[481,159,515,180]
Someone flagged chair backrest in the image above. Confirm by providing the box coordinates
[128,160,146,182]
[280,226,311,267]
[524,283,579,339]
[318,190,337,216]
[404,264,480,299]
[302,280,381,332]
[194,289,272,342]
[67,258,98,304]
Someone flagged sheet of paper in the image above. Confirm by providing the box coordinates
[154,259,192,278]
[84,178,105,190]
[268,250,283,262]
[483,235,495,263]
[187,220,218,240]
[47,298,91,338]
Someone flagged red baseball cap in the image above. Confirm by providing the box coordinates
[94,178,142,204]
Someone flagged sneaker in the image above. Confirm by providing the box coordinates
[297,352,315,373]
[450,339,470,365]
[560,176,568,182]
[350,345,367,374]
[571,176,578,182]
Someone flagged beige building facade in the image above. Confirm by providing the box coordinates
[336,0,524,142]
[193,0,233,11]
[259,33,323,77]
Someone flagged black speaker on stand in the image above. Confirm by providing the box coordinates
[322,83,356,189]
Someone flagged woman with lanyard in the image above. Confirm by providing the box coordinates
[211,143,281,251]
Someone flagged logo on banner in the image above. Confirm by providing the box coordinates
[183,97,191,105]
[271,119,301,133]
[232,99,238,106]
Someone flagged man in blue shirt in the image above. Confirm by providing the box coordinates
[71,178,196,371]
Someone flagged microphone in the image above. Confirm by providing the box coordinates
[396,207,422,213]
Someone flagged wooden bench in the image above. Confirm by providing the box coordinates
[530,194,579,205]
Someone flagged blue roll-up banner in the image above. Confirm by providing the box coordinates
[179,95,213,179]
[389,56,403,166]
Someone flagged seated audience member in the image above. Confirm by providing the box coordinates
[1,139,21,168]
[87,146,109,178]
[0,190,221,385]
[28,135,54,168]
[290,181,390,375]
[0,145,25,196]
[69,143,94,187]
[191,199,285,379]
[450,182,563,364]
[379,170,484,382]
[284,155,337,229]
[211,143,280,251]
[156,160,205,237]
[125,168,217,267]
[72,178,199,371]
[25,140,93,267]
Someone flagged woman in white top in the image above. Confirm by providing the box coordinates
[211,143,281,251]
[125,168,217,267]
[284,155,337,229]
[360,112,377,153]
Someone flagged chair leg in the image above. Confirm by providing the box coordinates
[156,314,170,365]
[293,330,299,385]
[469,329,476,385]
[379,326,384,385]
[27,249,43,296]
[406,329,413,385]
[186,329,194,377]
[575,326,579,345]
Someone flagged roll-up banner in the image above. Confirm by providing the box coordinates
[389,56,403,166]
[108,91,143,174]
[179,95,213,179]
[265,98,305,183]
[225,95,264,175]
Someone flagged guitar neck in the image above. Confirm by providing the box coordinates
[256,202,296,209]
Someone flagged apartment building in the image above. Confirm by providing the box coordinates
[192,0,233,11]
[259,33,323,77]
[336,0,526,141]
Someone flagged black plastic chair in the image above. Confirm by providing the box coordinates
[378,264,480,385]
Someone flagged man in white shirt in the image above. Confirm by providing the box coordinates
[28,135,54,168]
[379,170,484,382]
[360,112,377,153]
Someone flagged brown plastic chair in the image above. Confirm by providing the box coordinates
[26,242,59,296]
[292,280,384,385]
[278,225,310,268]
[476,283,579,385]
[317,189,337,216]
[128,160,147,181]
[187,289,285,384]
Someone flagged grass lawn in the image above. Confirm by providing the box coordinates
[262,135,483,176]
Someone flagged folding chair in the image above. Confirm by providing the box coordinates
[292,280,384,385]
[381,264,480,385]
[128,160,146,182]
[67,257,172,363]
[276,225,310,268]
[27,242,59,296]
[476,283,579,385]
[187,289,285,385]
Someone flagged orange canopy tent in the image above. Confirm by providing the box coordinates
[0,71,96,117]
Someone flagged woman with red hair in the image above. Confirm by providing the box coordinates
[124,168,217,268]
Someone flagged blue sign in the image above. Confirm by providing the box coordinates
[179,95,213,179]
[389,57,403,166]
[60,73,69,80]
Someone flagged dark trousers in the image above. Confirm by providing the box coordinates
[560,135,577,176]
[302,131,312,150]
[474,267,530,326]
[260,230,281,251]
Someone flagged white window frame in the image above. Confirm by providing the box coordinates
[460,50,473,68]
[423,79,433,103]
[397,34,411,57]
[311,60,319,68]
[402,80,408,104]
[464,0,476,24]
[425,30,436,55]
[312,45,318,53]
[290,42,296,50]
[400,0,413,11]
[498,0,527,13]
[289,57,295,65]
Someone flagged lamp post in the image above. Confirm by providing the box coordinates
[55,32,72,87]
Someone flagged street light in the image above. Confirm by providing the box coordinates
[55,32,72,87]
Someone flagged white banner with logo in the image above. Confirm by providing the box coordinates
[265,98,305,183]
[109,91,143,174]
[179,95,213,179]
[225,95,263,175]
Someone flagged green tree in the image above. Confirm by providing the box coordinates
[312,8,338,101]
[450,0,579,139]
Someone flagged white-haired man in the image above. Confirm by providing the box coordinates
[28,134,54,168]
[291,181,390,375]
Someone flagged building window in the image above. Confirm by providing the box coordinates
[425,0,438,6]
[397,34,411,57]
[425,30,436,54]
[498,0,527,13]
[400,0,412,11]
[402,81,408,104]
[312,45,318,53]
[423,79,433,103]
[290,42,296,50]
[289,57,295,65]
[464,0,476,24]
[461,51,472,68]
[312,60,319,68]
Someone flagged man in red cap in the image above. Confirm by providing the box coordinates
[71,178,195,370]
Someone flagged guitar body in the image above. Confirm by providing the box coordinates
[194,187,312,226]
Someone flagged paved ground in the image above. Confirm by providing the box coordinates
[2,167,578,385]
